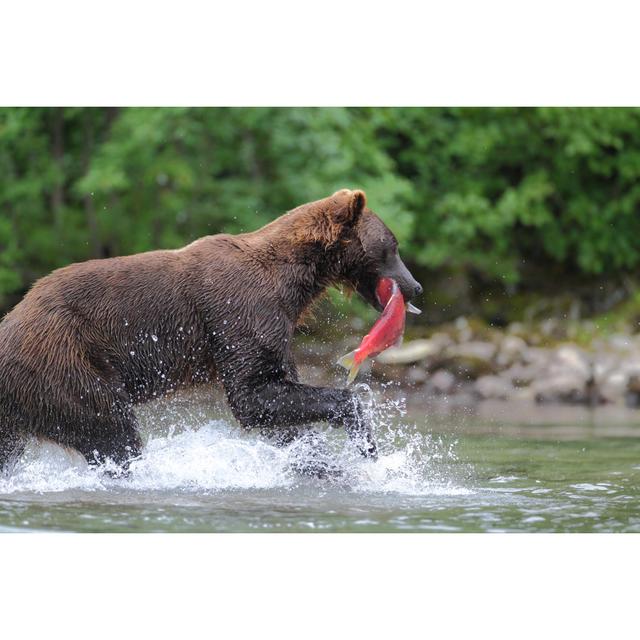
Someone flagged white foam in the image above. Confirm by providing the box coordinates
[355,449,472,496]
[0,441,105,494]
[126,421,292,491]
[0,396,471,497]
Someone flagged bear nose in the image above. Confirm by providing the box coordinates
[414,283,423,297]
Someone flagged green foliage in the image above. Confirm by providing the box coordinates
[374,107,640,285]
[1,107,640,317]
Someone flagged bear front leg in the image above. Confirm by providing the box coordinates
[225,379,377,459]
[259,382,377,459]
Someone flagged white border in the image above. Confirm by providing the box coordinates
[2,1,640,105]
[2,534,638,638]
[2,2,639,636]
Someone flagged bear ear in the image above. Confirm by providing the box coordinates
[332,189,366,227]
[296,189,367,247]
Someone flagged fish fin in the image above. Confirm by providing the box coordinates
[406,302,422,315]
[346,363,361,385]
[337,350,356,370]
[337,350,361,385]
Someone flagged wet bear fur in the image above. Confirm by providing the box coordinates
[0,189,422,472]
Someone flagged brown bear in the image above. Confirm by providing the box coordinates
[0,189,422,474]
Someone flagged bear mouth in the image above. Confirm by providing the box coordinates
[355,277,384,313]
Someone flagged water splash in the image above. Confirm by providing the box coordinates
[0,390,470,496]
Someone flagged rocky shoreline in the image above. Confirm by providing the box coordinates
[297,317,640,411]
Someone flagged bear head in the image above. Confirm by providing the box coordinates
[294,189,423,311]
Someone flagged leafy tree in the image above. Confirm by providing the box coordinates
[2,107,640,320]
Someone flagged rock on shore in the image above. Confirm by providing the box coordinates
[369,318,640,408]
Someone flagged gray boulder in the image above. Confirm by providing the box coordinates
[599,371,629,404]
[425,369,456,395]
[474,375,513,400]
[521,347,553,367]
[625,374,640,408]
[406,365,429,386]
[442,341,497,379]
[377,339,441,365]
[501,362,545,387]
[532,374,587,404]
[496,335,528,368]
[550,345,591,378]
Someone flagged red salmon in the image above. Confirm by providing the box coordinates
[337,277,419,385]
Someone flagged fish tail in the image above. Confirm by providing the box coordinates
[337,350,361,385]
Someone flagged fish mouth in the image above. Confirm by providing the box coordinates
[355,276,421,314]
[372,277,422,314]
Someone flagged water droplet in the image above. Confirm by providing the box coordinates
[151,334,158,342]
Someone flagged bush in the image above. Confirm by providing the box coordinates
[2,107,640,319]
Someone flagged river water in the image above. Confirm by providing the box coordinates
[1,388,639,533]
